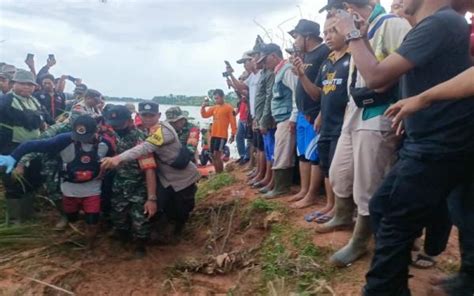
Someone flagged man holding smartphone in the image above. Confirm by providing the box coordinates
[288,19,330,209]
[34,73,66,122]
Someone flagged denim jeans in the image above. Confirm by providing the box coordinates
[236,120,250,160]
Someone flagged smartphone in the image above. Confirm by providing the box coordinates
[26,53,34,59]
[336,9,363,28]
[48,54,56,63]
[67,75,77,82]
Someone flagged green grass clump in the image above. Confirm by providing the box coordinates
[249,198,286,213]
[259,224,336,294]
[196,173,236,202]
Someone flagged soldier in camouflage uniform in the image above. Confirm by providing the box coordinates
[104,105,157,257]
[165,107,200,162]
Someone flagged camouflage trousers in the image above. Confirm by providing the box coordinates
[111,186,150,240]
[41,159,62,202]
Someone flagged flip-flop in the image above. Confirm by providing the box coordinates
[411,253,436,269]
[315,215,333,224]
[304,211,324,222]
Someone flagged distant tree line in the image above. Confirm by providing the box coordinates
[104,90,239,107]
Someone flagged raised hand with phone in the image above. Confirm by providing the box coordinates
[47,54,56,68]
[24,53,36,73]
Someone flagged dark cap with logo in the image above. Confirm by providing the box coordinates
[256,43,283,64]
[71,115,98,142]
[104,105,132,127]
[138,101,159,115]
[319,0,369,13]
[288,19,322,39]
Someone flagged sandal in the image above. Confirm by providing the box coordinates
[315,215,333,224]
[412,253,436,269]
[304,211,324,222]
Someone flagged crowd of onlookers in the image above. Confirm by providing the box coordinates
[201,0,474,294]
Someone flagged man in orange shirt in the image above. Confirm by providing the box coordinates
[200,89,237,173]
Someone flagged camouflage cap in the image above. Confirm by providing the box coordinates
[0,64,16,80]
[165,106,187,123]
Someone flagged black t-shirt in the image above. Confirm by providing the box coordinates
[396,7,474,160]
[315,52,351,139]
[295,44,330,120]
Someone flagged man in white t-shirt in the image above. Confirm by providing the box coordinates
[227,52,266,185]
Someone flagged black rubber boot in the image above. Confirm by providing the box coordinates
[134,239,147,258]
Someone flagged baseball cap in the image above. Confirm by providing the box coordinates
[138,101,159,115]
[74,84,88,95]
[288,19,322,39]
[256,43,282,64]
[104,105,132,127]
[165,106,187,123]
[236,50,254,64]
[85,89,102,101]
[12,69,37,86]
[319,0,369,13]
[71,115,98,142]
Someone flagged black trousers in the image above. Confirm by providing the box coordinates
[448,179,474,278]
[364,155,474,296]
[156,181,197,234]
[100,171,115,218]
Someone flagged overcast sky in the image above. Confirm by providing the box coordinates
[0,0,394,99]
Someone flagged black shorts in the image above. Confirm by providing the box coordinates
[317,137,339,178]
[210,137,227,153]
[252,131,264,152]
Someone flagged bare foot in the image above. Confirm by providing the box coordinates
[287,190,307,202]
[290,194,318,209]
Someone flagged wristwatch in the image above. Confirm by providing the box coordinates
[345,29,363,43]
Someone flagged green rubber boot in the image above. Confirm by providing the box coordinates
[6,194,35,225]
[263,168,292,199]
[330,215,372,267]
[19,193,35,222]
[315,196,354,233]
[6,199,22,225]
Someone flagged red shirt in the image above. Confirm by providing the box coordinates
[238,101,248,122]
